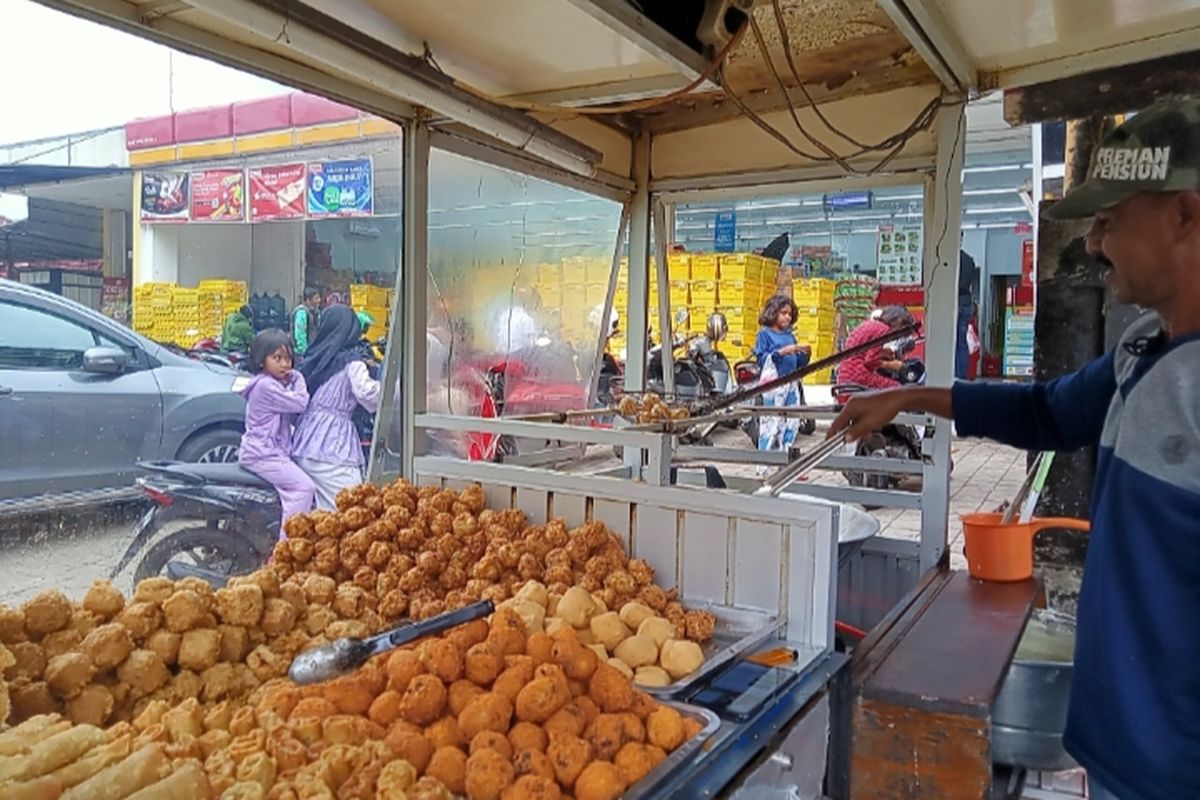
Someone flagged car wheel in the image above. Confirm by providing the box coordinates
[177,428,242,464]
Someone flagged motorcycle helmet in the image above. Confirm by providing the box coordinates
[706,312,728,343]
[588,305,619,339]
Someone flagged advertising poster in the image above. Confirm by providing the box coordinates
[307,158,373,217]
[140,172,190,222]
[249,163,307,221]
[1021,238,1034,288]
[190,169,246,222]
[876,224,923,285]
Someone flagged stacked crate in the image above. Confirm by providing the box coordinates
[351,284,392,336]
[198,279,249,345]
[793,278,838,382]
[132,283,176,341]
[172,288,202,347]
[560,257,590,343]
[715,254,777,364]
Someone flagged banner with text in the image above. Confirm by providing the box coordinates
[190,169,246,222]
[306,158,373,218]
[249,163,307,221]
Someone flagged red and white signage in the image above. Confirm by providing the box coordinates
[249,163,307,221]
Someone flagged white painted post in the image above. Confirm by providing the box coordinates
[920,101,966,568]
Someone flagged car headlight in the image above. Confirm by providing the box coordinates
[231,376,251,393]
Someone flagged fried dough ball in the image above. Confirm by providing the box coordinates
[613,635,658,669]
[377,759,419,799]
[514,675,570,724]
[470,730,513,760]
[508,721,548,755]
[543,701,588,739]
[636,586,668,613]
[659,639,705,680]
[10,680,57,718]
[633,666,671,688]
[574,761,626,800]
[584,714,627,761]
[323,672,377,716]
[17,590,69,639]
[216,584,264,627]
[45,651,95,698]
[587,613,629,653]
[492,659,535,704]
[646,705,686,751]
[384,723,433,772]
[426,746,468,795]
[465,642,506,687]
[400,673,448,726]
[113,600,162,643]
[420,639,464,684]
[65,682,114,725]
[684,610,717,643]
[586,662,634,714]
[79,579,125,620]
[459,692,514,740]
[502,774,562,800]
[547,732,593,789]
[635,617,677,649]
[178,628,221,672]
[551,639,599,683]
[79,622,134,670]
[386,649,425,693]
[513,748,555,783]
[447,679,485,718]
[664,602,686,632]
[465,747,515,800]
[367,689,403,728]
[487,609,528,657]
[526,632,554,666]
[426,715,465,750]
[301,574,337,606]
[557,588,599,629]
[627,559,654,587]
[614,742,658,786]
[160,590,207,633]
[409,775,455,800]
[131,576,173,603]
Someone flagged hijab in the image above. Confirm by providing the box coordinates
[298,303,369,395]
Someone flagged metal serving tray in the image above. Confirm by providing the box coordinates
[642,602,784,699]
[621,700,722,800]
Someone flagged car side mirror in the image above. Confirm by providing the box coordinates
[83,346,130,374]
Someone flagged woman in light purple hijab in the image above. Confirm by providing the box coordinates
[293,304,381,509]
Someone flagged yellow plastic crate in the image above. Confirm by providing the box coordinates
[585,284,609,306]
[585,260,611,283]
[685,310,708,333]
[537,284,563,308]
[690,279,718,306]
[667,253,692,280]
[717,278,765,305]
[668,280,690,305]
[716,254,762,282]
[687,254,718,280]
[538,263,563,285]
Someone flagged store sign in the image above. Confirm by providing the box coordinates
[190,169,246,222]
[713,210,736,252]
[140,172,189,222]
[824,191,872,210]
[876,224,923,286]
[307,158,373,217]
[250,163,307,221]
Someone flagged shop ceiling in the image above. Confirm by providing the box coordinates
[31,0,1200,188]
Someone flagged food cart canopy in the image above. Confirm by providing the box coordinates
[32,0,1200,183]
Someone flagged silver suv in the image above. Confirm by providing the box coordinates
[0,279,247,513]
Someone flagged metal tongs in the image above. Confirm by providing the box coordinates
[755,431,849,497]
[288,599,495,685]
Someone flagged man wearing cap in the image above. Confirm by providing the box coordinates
[830,99,1200,799]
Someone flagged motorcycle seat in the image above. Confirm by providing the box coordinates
[138,460,273,489]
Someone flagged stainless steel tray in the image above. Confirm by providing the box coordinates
[641,602,784,699]
[621,700,722,800]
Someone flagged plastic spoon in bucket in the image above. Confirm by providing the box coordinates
[999,452,1044,525]
[1017,452,1057,524]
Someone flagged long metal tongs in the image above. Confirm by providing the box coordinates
[755,431,849,497]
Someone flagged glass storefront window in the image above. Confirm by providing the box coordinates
[422,149,623,460]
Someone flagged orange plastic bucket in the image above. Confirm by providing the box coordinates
[961,512,1091,582]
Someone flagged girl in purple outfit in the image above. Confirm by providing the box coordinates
[293,304,381,510]
[238,330,315,535]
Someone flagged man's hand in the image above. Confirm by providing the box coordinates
[827,390,907,442]
[828,387,954,442]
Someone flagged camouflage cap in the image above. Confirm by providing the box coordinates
[1046,98,1200,219]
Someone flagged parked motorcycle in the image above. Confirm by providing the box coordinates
[113,461,279,586]
[833,338,929,490]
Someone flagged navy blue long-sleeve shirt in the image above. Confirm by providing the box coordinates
[952,313,1200,800]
